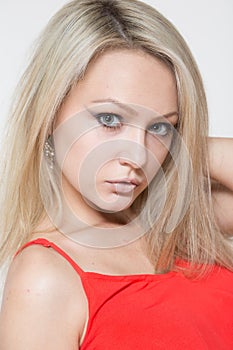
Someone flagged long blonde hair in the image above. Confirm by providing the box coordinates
[1,0,232,276]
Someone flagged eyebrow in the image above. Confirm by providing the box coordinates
[91,98,178,119]
[91,98,138,115]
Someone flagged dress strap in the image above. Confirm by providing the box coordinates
[14,238,85,277]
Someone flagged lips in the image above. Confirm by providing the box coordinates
[106,178,140,194]
[108,178,140,185]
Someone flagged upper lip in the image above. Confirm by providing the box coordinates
[107,178,140,186]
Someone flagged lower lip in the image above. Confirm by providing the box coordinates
[106,182,137,194]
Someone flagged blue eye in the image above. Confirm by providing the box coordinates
[95,113,122,129]
[148,122,173,136]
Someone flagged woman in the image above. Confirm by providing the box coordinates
[0,0,233,348]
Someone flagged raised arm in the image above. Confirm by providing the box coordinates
[208,137,233,235]
[0,245,87,350]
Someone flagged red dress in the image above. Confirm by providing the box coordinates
[15,238,233,349]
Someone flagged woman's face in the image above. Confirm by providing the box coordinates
[54,49,178,216]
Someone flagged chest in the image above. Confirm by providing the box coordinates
[79,274,233,349]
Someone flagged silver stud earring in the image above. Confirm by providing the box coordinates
[44,136,55,169]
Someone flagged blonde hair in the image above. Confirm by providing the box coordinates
[0,0,232,276]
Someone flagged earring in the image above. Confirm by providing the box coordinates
[44,136,55,169]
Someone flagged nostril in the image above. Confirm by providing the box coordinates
[118,147,147,169]
[115,136,148,168]
[118,156,140,169]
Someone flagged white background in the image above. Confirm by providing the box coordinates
[0,0,233,138]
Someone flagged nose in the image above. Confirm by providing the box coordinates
[118,125,147,169]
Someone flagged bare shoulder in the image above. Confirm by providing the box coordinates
[0,244,87,350]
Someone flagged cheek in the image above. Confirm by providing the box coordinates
[145,137,171,176]
[154,142,170,163]
[60,134,101,189]
[61,141,86,189]
[60,135,122,190]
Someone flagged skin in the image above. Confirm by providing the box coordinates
[0,49,179,349]
[53,49,178,228]
[0,49,232,349]
[209,137,233,235]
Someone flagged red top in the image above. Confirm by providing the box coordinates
[15,238,233,349]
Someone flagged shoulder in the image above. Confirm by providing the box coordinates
[0,243,87,349]
[8,242,84,292]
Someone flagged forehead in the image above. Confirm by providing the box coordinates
[80,49,177,111]
[56,49,178,126]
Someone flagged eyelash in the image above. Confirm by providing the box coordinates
[94,112,174,136]
[95,113,123,130]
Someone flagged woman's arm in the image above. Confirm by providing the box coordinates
[209,137,233,191]
[0,245,87,349]
[208,137,233,235]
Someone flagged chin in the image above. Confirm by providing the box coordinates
[84,194,135,214]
